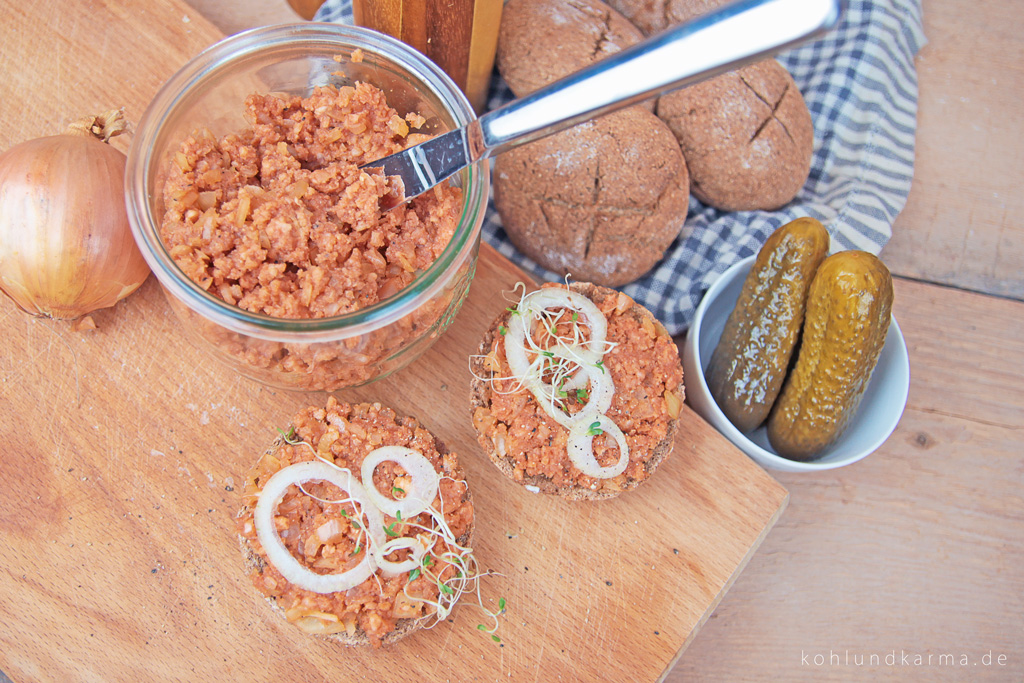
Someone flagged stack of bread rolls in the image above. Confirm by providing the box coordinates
[494,0,814,287]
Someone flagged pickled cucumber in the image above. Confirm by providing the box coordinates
[706,217,830,432]
[767,250,894,461]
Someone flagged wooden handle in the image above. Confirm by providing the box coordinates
[287,0,326,21]
[352,0,502,113]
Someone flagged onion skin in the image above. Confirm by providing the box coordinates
[0,117,150,320]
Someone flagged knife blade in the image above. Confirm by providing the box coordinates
[363,0,843,203]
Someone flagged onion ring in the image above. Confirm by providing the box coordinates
[505,288,613,427]
[505,288,607,380]
[253,460,385,594]
[360,446,440,520]
[567,414,630,479]
[374,536,430,576]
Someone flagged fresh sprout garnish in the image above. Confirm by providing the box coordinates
[476,282,630,479]
[252,438,505,643]
[277,426,301,444]
[498,325,508,336]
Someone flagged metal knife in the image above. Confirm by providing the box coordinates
[363,0,843,202]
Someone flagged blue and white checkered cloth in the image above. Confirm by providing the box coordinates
[315,0,926,335]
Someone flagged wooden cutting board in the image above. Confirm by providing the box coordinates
[0,1,787,680]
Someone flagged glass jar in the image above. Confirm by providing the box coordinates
[126,24,488,392]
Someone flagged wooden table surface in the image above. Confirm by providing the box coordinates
[2,0,1022,681]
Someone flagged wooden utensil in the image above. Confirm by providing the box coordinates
[352,0,503,113]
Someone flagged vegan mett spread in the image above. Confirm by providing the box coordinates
[470,282,684,500]
[159,82,463,389]
[237,399,474,647]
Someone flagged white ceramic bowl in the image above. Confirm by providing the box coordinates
[682,255,911,472]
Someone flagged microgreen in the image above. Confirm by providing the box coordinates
[576,388,589,401]
[586,421,603,436]
[409,568,421,581]
[498,325,508,336]
[384,522,398,537]
[595,359,605,373]
[392,485,405,496]
[277,426,301,445]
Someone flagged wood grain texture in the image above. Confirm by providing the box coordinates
[4,0,1023,680]
[351,0,501,111]
[0,246,788,682]
[885,0,1024,299]
[0,3,786,678]
[0,0,222,152]
[667,278,1024,682]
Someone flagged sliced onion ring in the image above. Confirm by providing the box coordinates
[518,287,608,354]
[504,288,613,427]
[505,288,608,382]
[528,353,615,429]
[567,414,630,479]
[253,460,385,594]
[374,536,429,576]
[361,446,440,520]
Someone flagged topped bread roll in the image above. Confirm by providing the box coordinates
[470,281,684,500]
[237,398,488,647]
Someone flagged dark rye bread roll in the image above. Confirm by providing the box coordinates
[656,59,814,212]
[237,398,474,648]
[469,281,684,501]
[604,0,727,35]
[493,107,690,288]
[497,0,645,97]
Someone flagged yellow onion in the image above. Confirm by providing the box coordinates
[0,110,150,320]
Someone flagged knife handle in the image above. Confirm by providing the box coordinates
[473,0,842,158]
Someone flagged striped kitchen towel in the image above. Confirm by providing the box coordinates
[315,0,926,335]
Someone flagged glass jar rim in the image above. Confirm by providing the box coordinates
[125,23,487,343]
